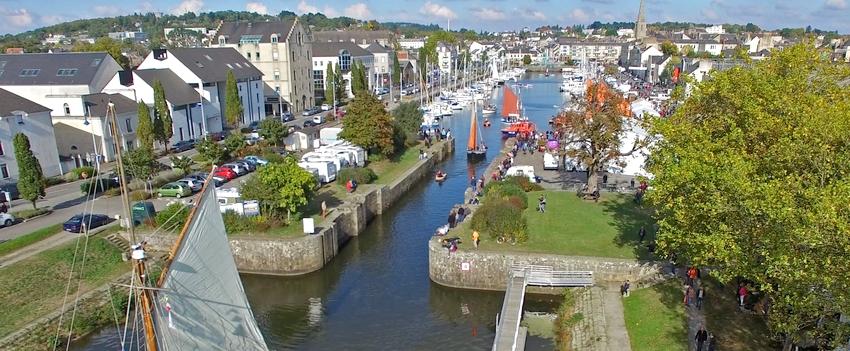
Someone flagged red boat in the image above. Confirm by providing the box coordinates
[501,121,536,138]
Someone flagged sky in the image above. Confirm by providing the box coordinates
[0,0,847,35]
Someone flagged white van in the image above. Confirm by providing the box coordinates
[319,148,356,168]
[543,153,559,170]
[298,161,337,183]
[329,145,366,167]
[302,153,346,170]
[505,165,540,183]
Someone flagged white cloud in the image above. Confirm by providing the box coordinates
[825,0,847,9]
[41,14,66,25]
[471,7,506,21]
[522,9,546,20]
[246,2,268,15]
[344,3,371,20]
[420,1,457,20]
[701,8,720,20]
[2,8,33,27]
[171,0,203,15]
[93,5,122,17]
[297,0,338,16]
[139,1,156,13]
[567,8,589,22]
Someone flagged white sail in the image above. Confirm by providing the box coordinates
[152,185,268,351]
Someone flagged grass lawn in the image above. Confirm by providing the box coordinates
[369,144,424,184]
[623,280,688,351]
[0,234,130,338]
[471,191,655,259]
[231,185,349,238]
[702,278,778,350]
[0,224,62,257]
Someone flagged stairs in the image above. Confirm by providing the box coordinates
[105,232,130,253]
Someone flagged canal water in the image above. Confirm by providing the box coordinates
[72,73,568,350]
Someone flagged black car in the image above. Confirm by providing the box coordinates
[63,214,110,233]
[301,107,320,116]
[172,139,196,153]
[281,112,295,122]
[303,120,318,127]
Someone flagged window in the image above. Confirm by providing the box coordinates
[56,68,78,76]
[91,58,101,67]
[0,142,4,156]
[247,52,252,60]
[339,50,351,71]
[226,63,233,69]
[63,103,70,115]
[125,118,133,132]
[274,70,280,80]
[126,140,134,150]
[274,85,280,93]
[271,34,279,44]
[273,52,279,61]
[0,164,8,179]
[19,69,40,77]
[255,52,260,60]
[313,70,324,96]
[235,63,243,68]
[218,36,226,45]
[194,61,204,68]
[179,127,184,141]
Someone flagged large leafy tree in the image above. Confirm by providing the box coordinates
[351,60,367,94]
[135,101,154,150]
[13,133,45,209]
[196,138,227,164]
[324,63,335,103]
[660,41,679,56]
[124,147,157,181]
[258,118,287,146]
[225,70,243,128]
[391,102,423,136]
[553,81,648,195]
[339,92,395,157]
[241,156,316,222]
[152,80,173,150]
[648,43,850,348]
[522,54,531,65]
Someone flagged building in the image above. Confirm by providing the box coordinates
[705,25,725,35]
[635,0,647,40]
[108,31,149,43]
[212,19,314,115]
[436,43,457,74]
[0,88,62,179]
[363,43,392,91]
[398,38,425,50]
[617,29,635,38]
[52,92,139,168]
[314,30,393,46]
[311,42,374,99]
[558,39,625,62]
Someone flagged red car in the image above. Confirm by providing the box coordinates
[213,168,237,181]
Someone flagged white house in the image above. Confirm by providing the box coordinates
[311,42,375,99]
[705,25,725,34]
[436,43,457,75]
[398,38,425,50]
[0,88,62,179]
[52,93,139,168]
[363,43,392,91]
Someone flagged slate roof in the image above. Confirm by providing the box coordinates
[167,48,263,82]
[216,20,297,43]
[364,42,391,54]
[314,30,393,44]
[0,88,50,116]
[82,93,138,116]
[0,52,113,86]
[134,69,200,106]
[312,42,372,58]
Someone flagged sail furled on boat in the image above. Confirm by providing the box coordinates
[152,186,268,351]
[468,107,478,150]
[501,86,519,117]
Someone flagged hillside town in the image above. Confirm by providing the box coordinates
[0,1,848,351]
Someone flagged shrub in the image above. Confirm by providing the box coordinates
[504,175,544,192]
[80,178,118,194]
[155,203,190,232]
[12,207,50,219]
[70,166,97,180]
[223,212,278,234]
[484,182,528,209]
[470,199,529,243]
[44,176,65,187]
[240,127,252,134]
[151,170,184,188]
[130,190,151,201]
[336,168,377,185]
[262,152,286,164]
[103,187,122,197]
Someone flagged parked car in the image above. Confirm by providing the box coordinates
[301,107,320,116]
[63,214,110,233]
[185,173,209,182]
[213,168,238,181]
[233,160,255,172]
[157,182,192,198]
[207,132,226,141]
[303,120,319,127]
[220,163,248,176]
[244,135,260,145]
[281,112,295,122]
[0,212,15,227]
[312,115,325,125]
[288,125,303,133]
[244,155,269,166]
[211,177,225,188]
[336,109,346,119]
[320,103,331,111]
[172,139,196,153]
[248,120,261,131]
[176,178,204,192]
[0,183,18,200]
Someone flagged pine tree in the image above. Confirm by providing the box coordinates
[324,63,335,104]
[350,60,362,93]
[153,80,172,149]
[225,70,243,128]
[13,133,45,209]
[135,100,154,150]
[392,53,401,86]
[334,63,345,99]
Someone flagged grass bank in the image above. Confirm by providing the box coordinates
[470,191,655,259]
[369,144,424,184]
[622,280,688,351]
[228,185,349,238]
[0,234,130,338]
[0,224,62,257]
[702,278,777,350]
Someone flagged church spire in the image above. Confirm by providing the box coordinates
[635,0,647,40]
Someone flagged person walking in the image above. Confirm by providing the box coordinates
[472,230,480,248]
[695,325,709,351]
[623,280,631,297]
[448,209,457,229]
[537,194,546,213]
[321,201,327,218]
[697,285,705,310]
[738,284,748,307]
[638,226,646,243]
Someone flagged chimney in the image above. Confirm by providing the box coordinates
[118,70,133,86]
[153,48,167,61]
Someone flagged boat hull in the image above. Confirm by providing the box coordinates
[467,151,486,160]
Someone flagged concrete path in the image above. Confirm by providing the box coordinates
[686,281,708,351]
[493,274,528,351]
[571,287,609,351]
[601,287,633,351]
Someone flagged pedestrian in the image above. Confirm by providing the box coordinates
[738,284,748,307]
[624,280,631,297]
[537,194,546,213]
[683,284,691,305]
[446,129,452,139]
[457,207,466,223]
[638,226,646,243]
[448,209,457,229]
[687,266,698,286]
[707,333,716,351]
[697,285,705,310]
[321,201,327,218]
[470,176,476,189]
[695,325,709,351]
[472,230,480,248]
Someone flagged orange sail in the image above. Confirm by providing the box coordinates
[501,86,519,117]
[468,107,478,150]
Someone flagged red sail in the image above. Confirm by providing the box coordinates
[501,86,519,117]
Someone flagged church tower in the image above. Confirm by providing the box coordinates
[635,0,647,40]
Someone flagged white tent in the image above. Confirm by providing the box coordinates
[630,98,660,118]
[608,118,655,179]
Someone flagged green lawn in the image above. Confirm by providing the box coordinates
[0,234,130,337]
[230,185,349,238]
[470,191,656,259]
[622,280,688,351]
[0,224,62,257]
[369,144,424,184]
[702,278,777,351]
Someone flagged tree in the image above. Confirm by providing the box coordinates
[258,118,287,146]
[72,37,130,68]
[125,147,157,181]
[152,80,173,150]
[339,92,396,157]
[391,53,401,86]
[350,60,362,93]
[240,156,316,223]
[13,133,45,209]
[648,43,850,348]
[481,51,489,66]
[391,102,423,136]
[522,54,532,65]
[660,41,679,56]
[334,63,345,99]
[196,138,227,164]
[169,155,193,175]
[552,81,648,195]
[223,133,244,156]
[225,70,243,128]
[136,101,154,150]
[324,62,335,103]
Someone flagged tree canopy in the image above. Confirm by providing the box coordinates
[13,133,45,209]
[648,43,850,347]
[339,92,395,157]
[152,80,173,149]
[135,101,154,150]
[225,70,243,127]
[258,118,287,146]
[240,156,316,222]
[71,37,130,68]
[391,102,423,136]
[324,62,335,102]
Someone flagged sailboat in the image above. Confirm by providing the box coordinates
[467,102,487,160]
[500,85,521,124]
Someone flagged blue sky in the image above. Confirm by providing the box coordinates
[0,0,847,35]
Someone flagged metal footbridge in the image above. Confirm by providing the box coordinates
[492,265,594,351]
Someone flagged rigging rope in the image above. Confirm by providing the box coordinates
[106,284,124,347]
[120,269,136,350]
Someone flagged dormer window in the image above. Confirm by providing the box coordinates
[270,34,279,44]
[91,58,101,67]
[19,69,40,77]
[218,36,226,45]
[63,103,70,115]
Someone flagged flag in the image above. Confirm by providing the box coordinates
[672,67,680,83]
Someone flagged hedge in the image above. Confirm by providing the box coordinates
[470,199,529,243]
[484,182,528,209]
[336,168,377,185]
